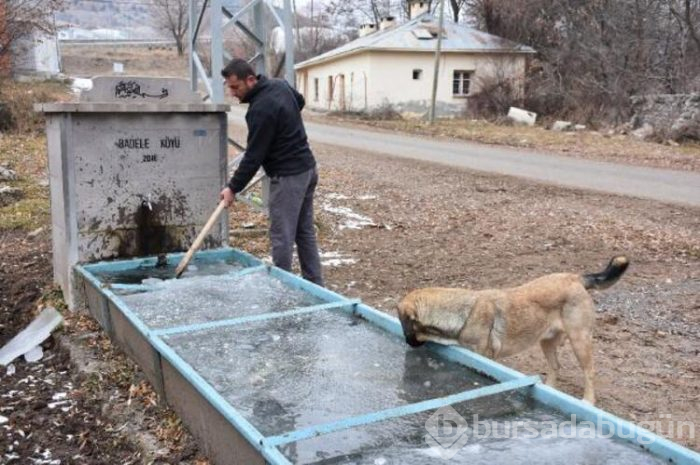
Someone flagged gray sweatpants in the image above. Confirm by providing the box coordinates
[268,167,324,286]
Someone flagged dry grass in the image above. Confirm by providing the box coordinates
[313,115,700,172]
[0,134,50,230]
[0,79,72,134]
[0,80,68,230]
[61,45,189,78]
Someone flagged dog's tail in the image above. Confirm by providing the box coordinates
[582,256,630,290]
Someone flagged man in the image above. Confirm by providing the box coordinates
[219,58,324,286]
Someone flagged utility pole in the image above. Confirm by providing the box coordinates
[429,0,446,123]
[283,0,295,85]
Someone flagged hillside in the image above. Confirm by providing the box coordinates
[55,0,160,38]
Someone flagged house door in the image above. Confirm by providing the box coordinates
[339,74,346,111]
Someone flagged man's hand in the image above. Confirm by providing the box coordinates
[220,187,236,207]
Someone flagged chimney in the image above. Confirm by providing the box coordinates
[379,16,397,31]
[358,23,377,37]
[409,0,430,19]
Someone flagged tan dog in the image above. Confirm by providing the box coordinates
[397,256,629,404]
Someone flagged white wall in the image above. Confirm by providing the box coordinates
[298,50,527,117]
[13,32,61,77]
[366,51,527,116]
[297,53,372,112]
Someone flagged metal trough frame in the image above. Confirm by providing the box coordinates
[75,248,700,465]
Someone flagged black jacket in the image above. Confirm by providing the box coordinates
[228,75,316,193]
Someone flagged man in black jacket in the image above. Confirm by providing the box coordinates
[219,58,323,286]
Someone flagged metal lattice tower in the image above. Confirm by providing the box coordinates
[188,0,296,103]
[189,0,295,211]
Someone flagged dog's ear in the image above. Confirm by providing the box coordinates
[397,296,417,320]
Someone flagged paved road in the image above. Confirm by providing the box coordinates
[228,109,700,207]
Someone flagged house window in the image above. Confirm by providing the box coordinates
[314,78,319,101]
[412,69,422,80]
[453,70,472,96]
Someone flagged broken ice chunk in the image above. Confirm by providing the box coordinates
[23,346,44,363]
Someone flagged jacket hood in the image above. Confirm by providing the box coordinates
[241,74,269,104]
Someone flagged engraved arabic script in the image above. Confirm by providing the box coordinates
[115,81,169,100]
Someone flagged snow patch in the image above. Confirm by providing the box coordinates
[323,204,375,230]
[70,77,93,94]
[320,251,357,267]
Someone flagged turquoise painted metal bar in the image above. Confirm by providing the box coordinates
[76,251,700,465]
[76,264,155,338]
[530,384,700,465]
[347,302,700,463]
[154,299,361,337]
[262,376,540,448]
[77,263,292,465]
[83,247,262,274]
[149,336,278,460]
[428,343,524,382]
[268,266,351,303]
[350,303,412,339]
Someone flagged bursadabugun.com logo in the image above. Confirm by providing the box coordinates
[424,406,695,460]
[424,405,472,459]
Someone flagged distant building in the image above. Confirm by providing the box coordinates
[58,27,127,40]
[3,8,61,78]
[295,0,535,117]
[12,30,61,78]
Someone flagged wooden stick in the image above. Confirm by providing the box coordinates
[175,200,228,278]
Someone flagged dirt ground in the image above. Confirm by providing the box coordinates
[0,229,209,464]
[1,45,697,461]
[60,45,189,79]
[0,230,139,464]
[2,131,698,464]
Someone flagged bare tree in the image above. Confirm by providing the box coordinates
[0,0,64,62]
[295,0,354,62]
[448,0,467,22]
[465,0,699,123]
[328,0,408,26]
[668,0,700,49]
[151,0,189,56]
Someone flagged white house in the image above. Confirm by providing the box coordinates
[295,0,535,117]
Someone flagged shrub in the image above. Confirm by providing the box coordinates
[466,75,521,120]
[0,79,71,134]
[366,100,402,121]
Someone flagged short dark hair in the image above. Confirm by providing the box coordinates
[221,58,255,79]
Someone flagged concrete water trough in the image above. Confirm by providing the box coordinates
[75,248,700,465]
